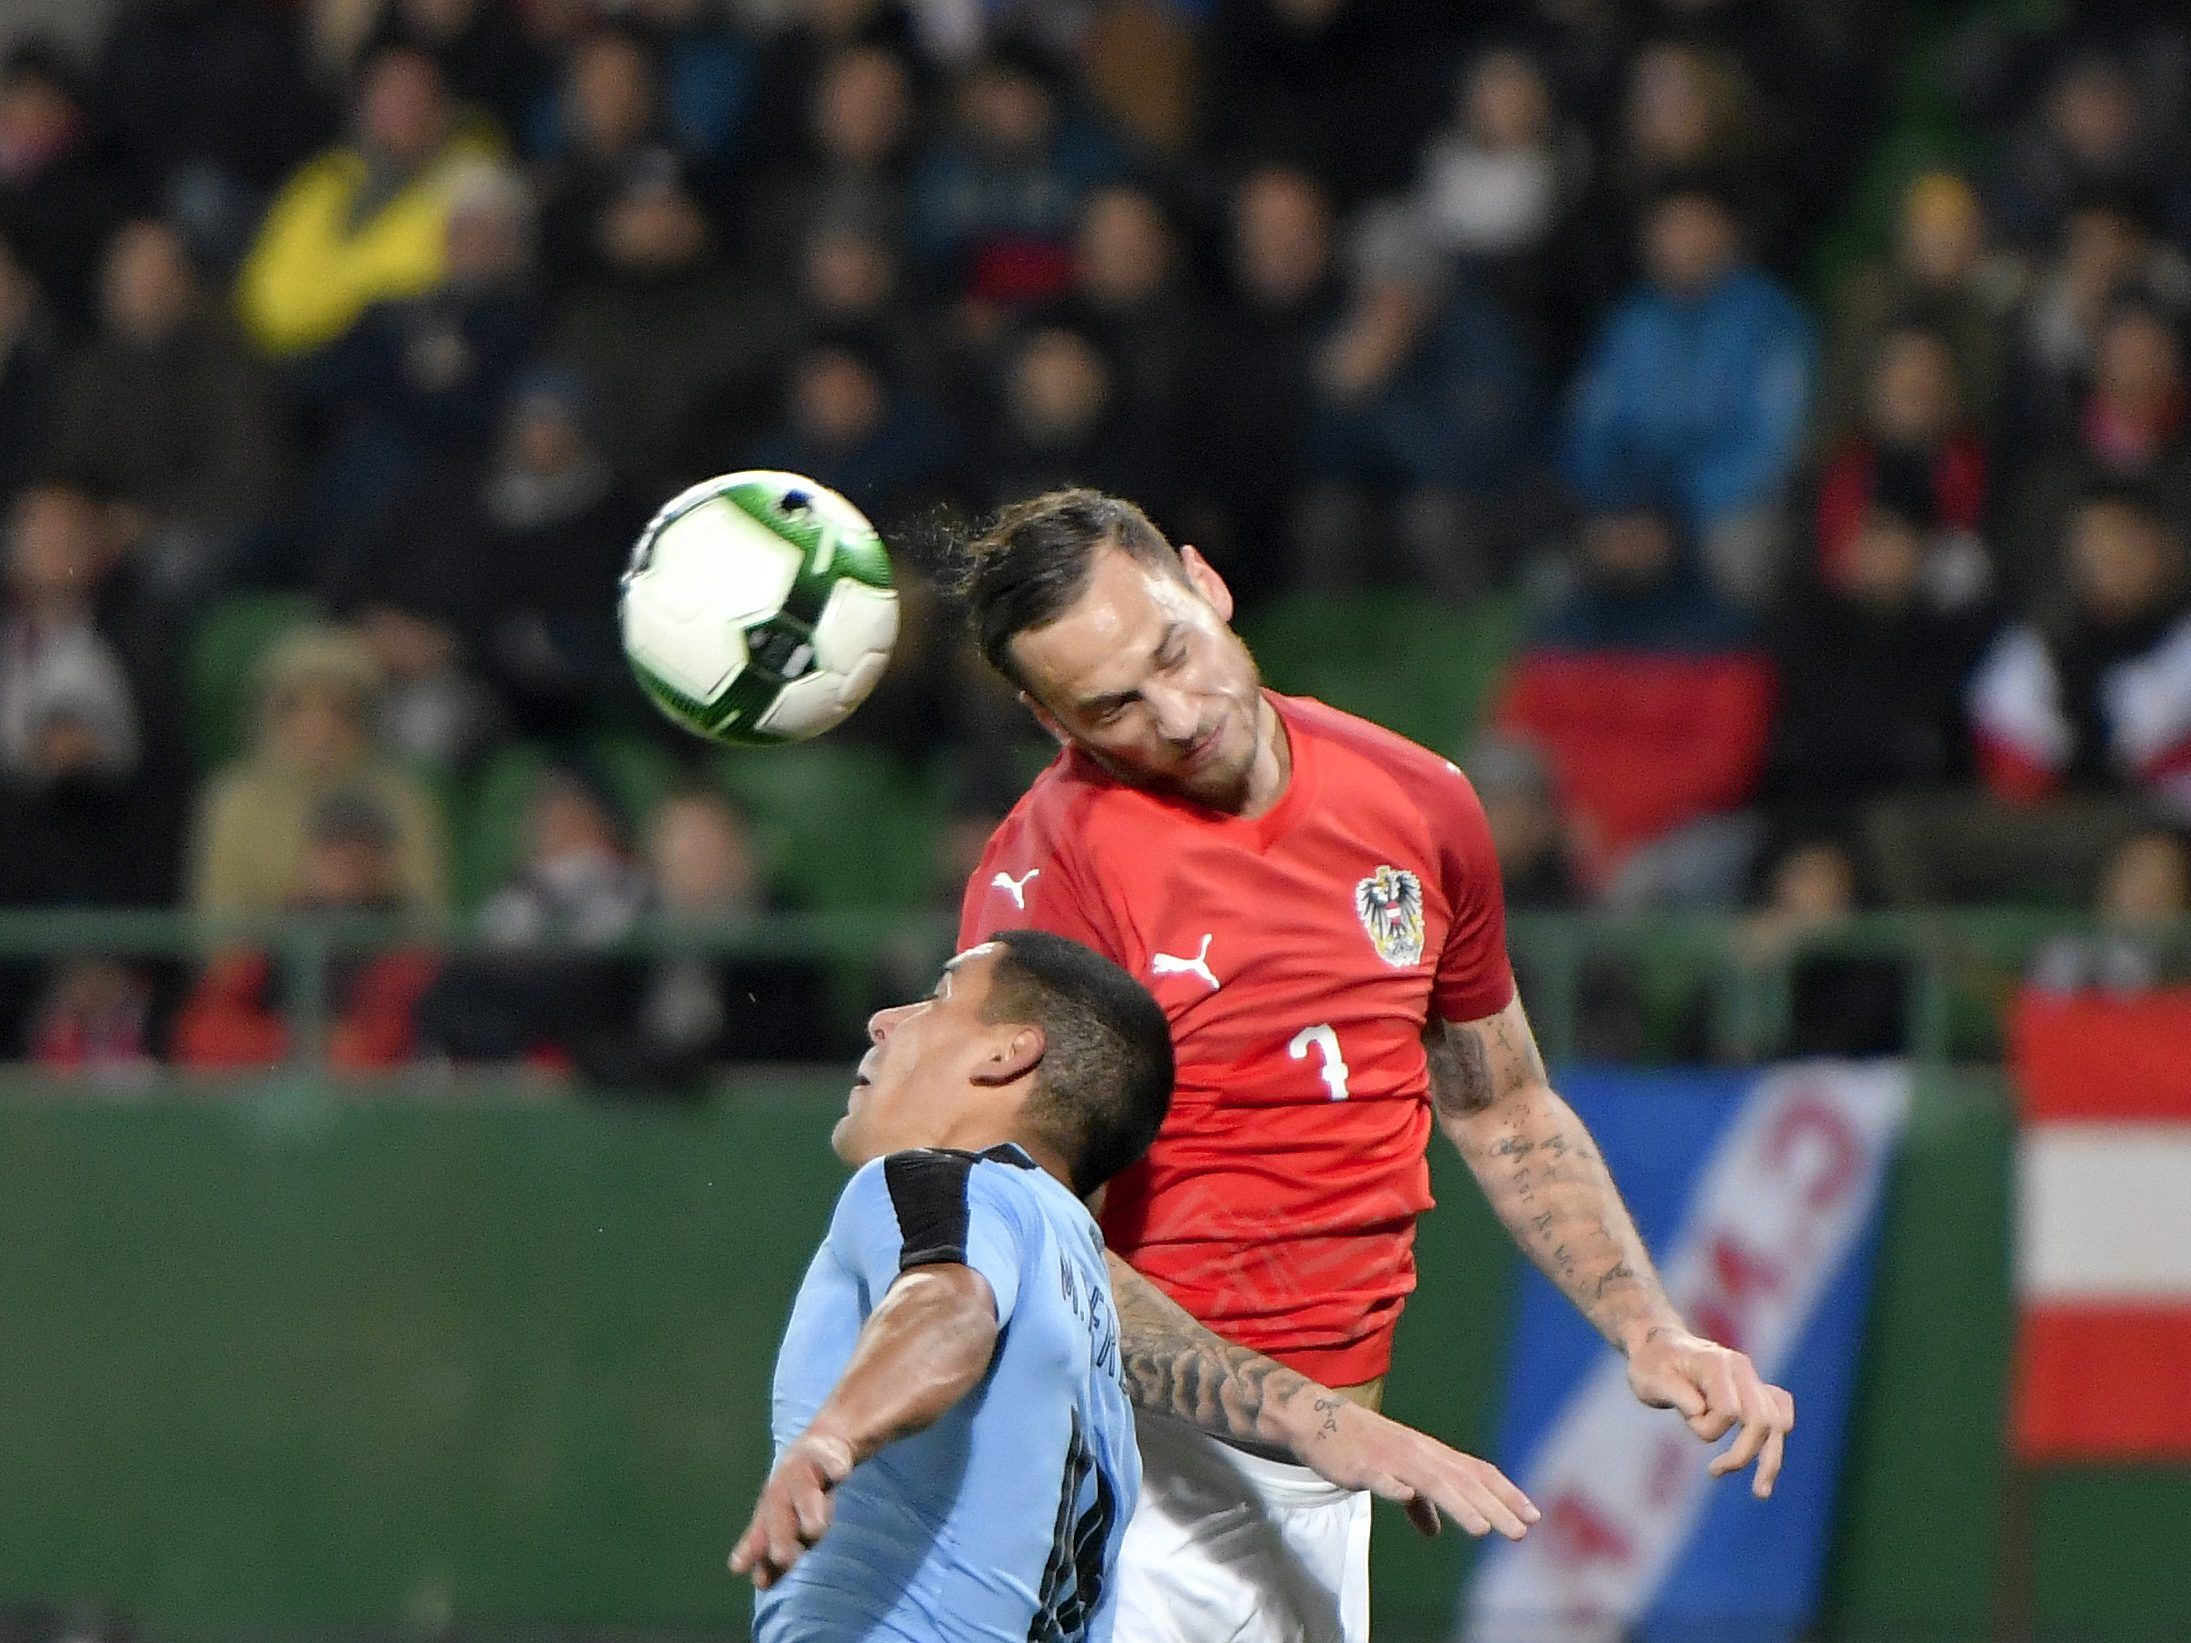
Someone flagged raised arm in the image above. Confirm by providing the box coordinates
[1107,1250,1537,1540]
[730,1265,999,1588]
[1429,993,1796,1497]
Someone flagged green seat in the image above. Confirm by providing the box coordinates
[186,593,319,769]
[583,732,683,836]
[450,743,557,911]
[1240,590,1520,755]
[712,741,941,914]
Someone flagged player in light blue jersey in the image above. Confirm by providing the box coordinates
[732,929,1176,1642]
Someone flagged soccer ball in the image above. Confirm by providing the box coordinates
[619,471,899,746]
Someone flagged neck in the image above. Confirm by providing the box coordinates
[1235,692,1293,819]
[942,1124,1081,1197]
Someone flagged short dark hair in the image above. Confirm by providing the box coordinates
[983,929,1173,1196]
[950,488,1182,688]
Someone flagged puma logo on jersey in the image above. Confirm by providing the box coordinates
[990,868,1040,909]
[1150,933,1220,992]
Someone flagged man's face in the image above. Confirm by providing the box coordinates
[833,945,1034,1165]
[1010,546,1268,811]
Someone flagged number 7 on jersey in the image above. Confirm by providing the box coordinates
[1288,1023,1351,1101]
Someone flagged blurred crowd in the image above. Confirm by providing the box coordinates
[4,0,2191,1082]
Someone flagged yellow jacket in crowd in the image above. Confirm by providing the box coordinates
[236,129,501,358]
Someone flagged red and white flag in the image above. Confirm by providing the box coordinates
[2011,987,2191,1461]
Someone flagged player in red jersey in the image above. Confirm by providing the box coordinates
[954,490,1795,1642]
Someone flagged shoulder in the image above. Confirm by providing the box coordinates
[838,1147,1046,1251]
[277,149,366,203]
[991,752,1139,867]
[1282,692,1476,804]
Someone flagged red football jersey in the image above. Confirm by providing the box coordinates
[958,692,1515,1384]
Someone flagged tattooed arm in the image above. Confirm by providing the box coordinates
[1425,996,1679,1354]
[1105,1250,1537,1539]
[1428,995,1797,1498]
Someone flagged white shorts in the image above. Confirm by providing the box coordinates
[1110,1412,1371,1643]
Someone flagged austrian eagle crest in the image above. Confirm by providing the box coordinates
[1354,865,1425,967]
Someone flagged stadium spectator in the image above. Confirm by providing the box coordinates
[1818,171,2024,443]
[46,218,282,600]
[331,368,644,751]
[1467,734,1581,910]
[1051,183,1194,427]
[909,46,1122,320]
[738,0,925,181]
[0,644,160,911]
[2030,825,2191,992]
[1493,494,1775,903]
[627,0,755,164]
[358,0,550,146]
[1768,505,1993,825]
[2001,302,2191,591]
[1813,325,1992,606]
[2010,198,2191,442]
[980,322,1167,520]
[1986,50,2191,253]
[1295,205,1548,598]
[1735,834,1908,1060]
[0,484,144,789]
[534,24,694,288]
[1593,40,1779,282]
[741,333,954,529]
[1563,181,1816,606]
[236,42,501,357]
[1195,0,1461,209]
[188,624,447,916]
[791,219,933,389]
[1394,45,1586,345]
[24,958,158,1083]
[294,160,538,527]
[171,789,439,1071]
[1185,165,1341,598]
[575,788,842,1091]
[415,767,648,1067]
[91,0,324,268]
[1970,492,2191,818]
[0,42,133,336]
[0,230,61,500]
[743,45,916,283]
[551,152,789,493]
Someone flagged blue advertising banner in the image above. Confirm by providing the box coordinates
[1464,1064,1909,1643]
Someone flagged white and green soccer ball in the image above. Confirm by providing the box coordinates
[619,471,899,746]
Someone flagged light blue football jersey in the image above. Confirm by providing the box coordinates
[754,1144,1137,1643]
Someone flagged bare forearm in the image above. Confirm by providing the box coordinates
[1447,1085,1681,1353]
[805,1268,999,1463]
[1427,1003,1682,1356]
[1106,1251,1345,1454]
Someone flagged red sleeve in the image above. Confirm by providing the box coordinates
[956,800,1125,963]
[1426,764,1517,1024]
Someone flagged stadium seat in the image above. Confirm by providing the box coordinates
[1239,590,1519,756]
[450,743,557,911]
[185,592,321,770]
[712,742,943,914]
[583,732,682,837]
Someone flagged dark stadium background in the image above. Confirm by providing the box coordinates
[0,0,2186,1639]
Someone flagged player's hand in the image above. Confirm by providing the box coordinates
[728,1431,857,1589]
[1286,1395,1538,1541]
[1625,1328,1796,1499]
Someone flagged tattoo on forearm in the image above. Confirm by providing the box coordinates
[1439,1025,1676,1349]
[1109,1257,1325,1450]
[1426,1021,1496,1118]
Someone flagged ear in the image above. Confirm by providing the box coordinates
[1019,689,1070,747]
[1178,545,1235,623]
[970,1022,1045,1088]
